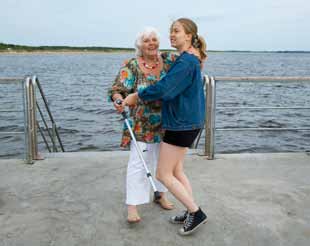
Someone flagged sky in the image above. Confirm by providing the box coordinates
[1,0,310,51]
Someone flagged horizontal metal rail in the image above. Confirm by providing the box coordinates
[0,77,25,84]
[217,107,310,110]
[0,132,24,135]
[0,110,24,113]
[215,76,310,82]
[216,128,310,131]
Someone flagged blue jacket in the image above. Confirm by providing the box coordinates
[138,52,205,131]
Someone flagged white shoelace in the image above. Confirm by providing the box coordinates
[184,213,194,230]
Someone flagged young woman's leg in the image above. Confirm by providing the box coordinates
[156,142,198,213]
[169,159,195,224]
[157,142,207,236]
[173,160,193,198]
[147,143,174,209]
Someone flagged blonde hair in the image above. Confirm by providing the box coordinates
[172,18,207,60]
[134,27,160,57]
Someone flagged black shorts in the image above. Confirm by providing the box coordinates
[163,129,201,148]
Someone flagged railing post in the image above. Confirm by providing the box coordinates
[24,77,38,164]
[24,77,32,164]
[205,76,216,159]
[31,78,38,159]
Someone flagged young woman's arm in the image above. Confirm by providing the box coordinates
[138,58,193,102]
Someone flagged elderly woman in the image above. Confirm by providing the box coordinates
[108,27,177,223]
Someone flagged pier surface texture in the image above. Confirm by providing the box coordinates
[0,151,310,246]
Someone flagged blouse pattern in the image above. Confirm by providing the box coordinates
[108,51,177,147]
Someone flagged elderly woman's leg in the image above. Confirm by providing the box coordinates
[126,142,150,223]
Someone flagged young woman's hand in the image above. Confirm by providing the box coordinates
[123,92,138,107]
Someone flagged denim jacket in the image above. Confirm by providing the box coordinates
[138,52,205,131]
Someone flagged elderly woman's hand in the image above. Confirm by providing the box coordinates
[113,99,125,113]
[123,92,138,107]
[112,93,125,113]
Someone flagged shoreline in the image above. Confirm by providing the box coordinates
[0,50,136,55]
[1,50,310,55]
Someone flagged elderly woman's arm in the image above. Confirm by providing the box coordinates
[108,60,136,112]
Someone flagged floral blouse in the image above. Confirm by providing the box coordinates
[108,51,177,148]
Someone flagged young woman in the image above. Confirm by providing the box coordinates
[123,18,208,235]
[108,27,177,223]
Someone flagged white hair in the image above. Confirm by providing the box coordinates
[134,27,160,57]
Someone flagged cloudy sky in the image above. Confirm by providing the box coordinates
[1,0,309,51]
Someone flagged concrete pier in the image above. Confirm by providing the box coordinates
[0,151,309,246]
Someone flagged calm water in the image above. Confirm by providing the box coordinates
[0,52,310,158]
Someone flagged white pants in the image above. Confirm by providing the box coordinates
[126,141,168,205]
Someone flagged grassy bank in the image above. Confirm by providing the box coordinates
[0,43,135,53]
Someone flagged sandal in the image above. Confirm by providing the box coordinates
[154,196,174,210]
[127,207,141,223]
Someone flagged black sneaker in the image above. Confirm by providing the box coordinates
[178,208,207,236]
[169,210,188,224]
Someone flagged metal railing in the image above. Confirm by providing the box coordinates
[0,77,30,162]
[202,76,310,159]
[0,76,64,163]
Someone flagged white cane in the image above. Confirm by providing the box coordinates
[115,99,161,201]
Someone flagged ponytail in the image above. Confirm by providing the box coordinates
[192,34,207,61]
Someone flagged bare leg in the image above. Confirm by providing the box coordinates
[156,142,199,213]
[147,143,174,209]
[127,205,141,223]
[173,160,193,198]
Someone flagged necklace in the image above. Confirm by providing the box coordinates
[141,57,159,70]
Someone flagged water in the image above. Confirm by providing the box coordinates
[0,52,310,158]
